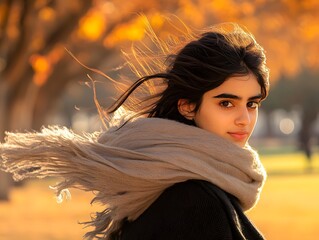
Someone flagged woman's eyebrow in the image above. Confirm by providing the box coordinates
[213,93,240,99]
[248,94,263,101]
[213,93,262,100]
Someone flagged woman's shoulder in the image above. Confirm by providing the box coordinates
[140,179,230,220]
[131,180,228,221]
[120,180,233,240]
[161,179,225,205]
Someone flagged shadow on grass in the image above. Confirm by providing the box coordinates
[267,167,319,176]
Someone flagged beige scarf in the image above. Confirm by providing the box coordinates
[0,118,266,239]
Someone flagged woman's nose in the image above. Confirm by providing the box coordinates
[235,107,250,126]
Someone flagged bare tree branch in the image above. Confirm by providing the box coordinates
[40,1,92,55]
[0,0,13,49]
[4,0,35,84]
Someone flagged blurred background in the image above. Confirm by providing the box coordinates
[0,0,319,239]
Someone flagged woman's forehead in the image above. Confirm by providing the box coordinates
[205,74,261,97]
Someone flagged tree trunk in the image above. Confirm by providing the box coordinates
[0,81,13,201]
[0,172,12,201]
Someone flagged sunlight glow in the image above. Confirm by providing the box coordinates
[279,118,295,135]
[30,54,51,86]
[78,11,105,41]
[39,7,55,21]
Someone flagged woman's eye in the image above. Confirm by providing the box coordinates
[220,101,233,108]
[247,101,260,109]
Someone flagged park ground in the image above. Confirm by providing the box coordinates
[0,149,319,240]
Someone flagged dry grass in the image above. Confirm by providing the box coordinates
[247,152,319,240]
[0,179,101,240]
[0,152,318,240]
[248,174,319,240]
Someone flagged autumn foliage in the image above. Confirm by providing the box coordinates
[0,0,318,132]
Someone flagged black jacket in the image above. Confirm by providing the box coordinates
[114,180,264,240]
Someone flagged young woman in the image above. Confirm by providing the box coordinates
[0,22,269,240]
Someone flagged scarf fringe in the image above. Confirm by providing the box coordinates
[0,126,123,238]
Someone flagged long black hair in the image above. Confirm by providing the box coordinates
[106,23,269,126]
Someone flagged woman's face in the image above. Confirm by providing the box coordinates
[191,73,262,147]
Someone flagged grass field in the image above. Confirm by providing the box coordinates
[0,151,319,240]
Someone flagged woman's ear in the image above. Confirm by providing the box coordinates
[177,99,196,120]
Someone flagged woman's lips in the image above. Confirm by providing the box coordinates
[228,132,249,141]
